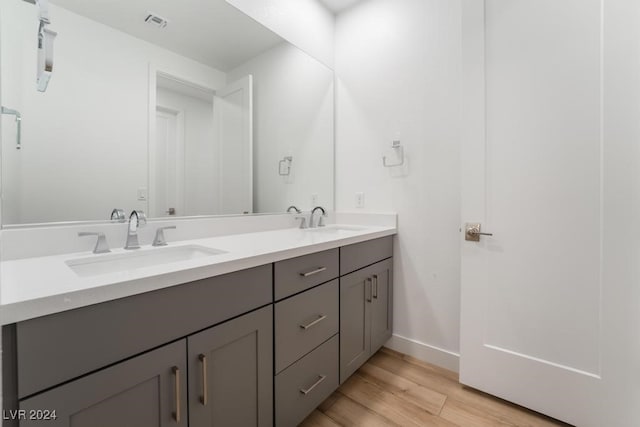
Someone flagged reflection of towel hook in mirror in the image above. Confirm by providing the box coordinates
[279,156,293,176]
[382,140,404,167]
[1,107,22,150]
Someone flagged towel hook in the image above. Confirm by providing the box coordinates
[382,140,404,167]
[279,156,293,176]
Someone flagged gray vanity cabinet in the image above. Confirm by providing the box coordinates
[188,305,273,427]
[4,234,395,427]
[339,266,371,382]
[340,257,393,383]
[370,258,393,353]
[19,340,188,427]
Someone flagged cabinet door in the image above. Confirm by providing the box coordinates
[339,268,371,383]
[188,305,273,427]
[19,340,187,427]
[370,258,393,353]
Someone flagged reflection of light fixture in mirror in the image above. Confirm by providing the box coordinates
[145,13,170,28]
[33,0,57,92]
[1,107,22,150]
[279,156,293,176]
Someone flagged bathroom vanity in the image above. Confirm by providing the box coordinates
[2,225,394,427]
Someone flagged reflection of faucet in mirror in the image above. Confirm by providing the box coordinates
[110,208,126,222]
[124,210,147,250]
[309,206,327,228]
[287,206,301,214]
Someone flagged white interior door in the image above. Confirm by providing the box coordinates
[214,75,253,214]
[460,1,623,425]
[154,108,185,217]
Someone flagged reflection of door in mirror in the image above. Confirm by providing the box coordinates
[215,75,253,215]
[153,75,218,217]
[154,107,184,217]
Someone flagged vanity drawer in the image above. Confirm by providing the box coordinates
[15,264,272,399]
[274,248,339,300]
[275,335,339,427]
[275,280,338,373]
[340,236,393,275]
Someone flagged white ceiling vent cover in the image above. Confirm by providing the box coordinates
[144,13,169,28]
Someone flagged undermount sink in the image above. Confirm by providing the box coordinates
[66,245,227,277]
[305,225,367,233]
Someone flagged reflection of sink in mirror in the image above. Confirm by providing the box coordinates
[305,225,367,233]
[66,245,227,277]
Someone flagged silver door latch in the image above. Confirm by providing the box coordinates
[465,223,493,242]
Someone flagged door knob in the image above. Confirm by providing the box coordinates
[465,223,493,242]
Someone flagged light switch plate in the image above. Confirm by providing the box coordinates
[137,188,148,201]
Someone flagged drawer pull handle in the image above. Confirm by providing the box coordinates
[373,274,379,299]
[199,354,208,406]
[300,266,327,277]
[300,375,327,395]
[366,277,373,302]
[172,366,181,423]
[300,315,328,330]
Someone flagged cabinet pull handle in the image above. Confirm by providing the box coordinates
[172,366,181,423]
[366,277,373,302]
[300,375,327,395]
[300,266,327,277]
[373,274,378,299]
[299,315,328,330]
[199,354,208,406]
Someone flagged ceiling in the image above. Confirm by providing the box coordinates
[50,0,284,71]
[318,0,366,14]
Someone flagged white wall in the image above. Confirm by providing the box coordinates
[156,87,219,216]
[228,42,334,213]
[335,0,462,368]
[0,1,225,224]
[225,0,335,69]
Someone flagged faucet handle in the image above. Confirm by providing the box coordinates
[295,216,308,229]
[153,226,176,247]
[78,232,111,254]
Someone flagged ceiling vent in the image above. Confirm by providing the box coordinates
[144,13,169,29]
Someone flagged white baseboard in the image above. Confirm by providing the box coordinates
[385,334,460,373]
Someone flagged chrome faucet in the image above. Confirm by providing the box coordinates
[124,210,146,250]
[309,206,327,228]
[287,205,301,214]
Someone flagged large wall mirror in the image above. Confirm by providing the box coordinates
[0,0,334,226]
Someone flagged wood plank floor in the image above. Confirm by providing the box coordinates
[300,348,572,427]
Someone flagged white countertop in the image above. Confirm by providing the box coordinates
[0,224,396,325]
